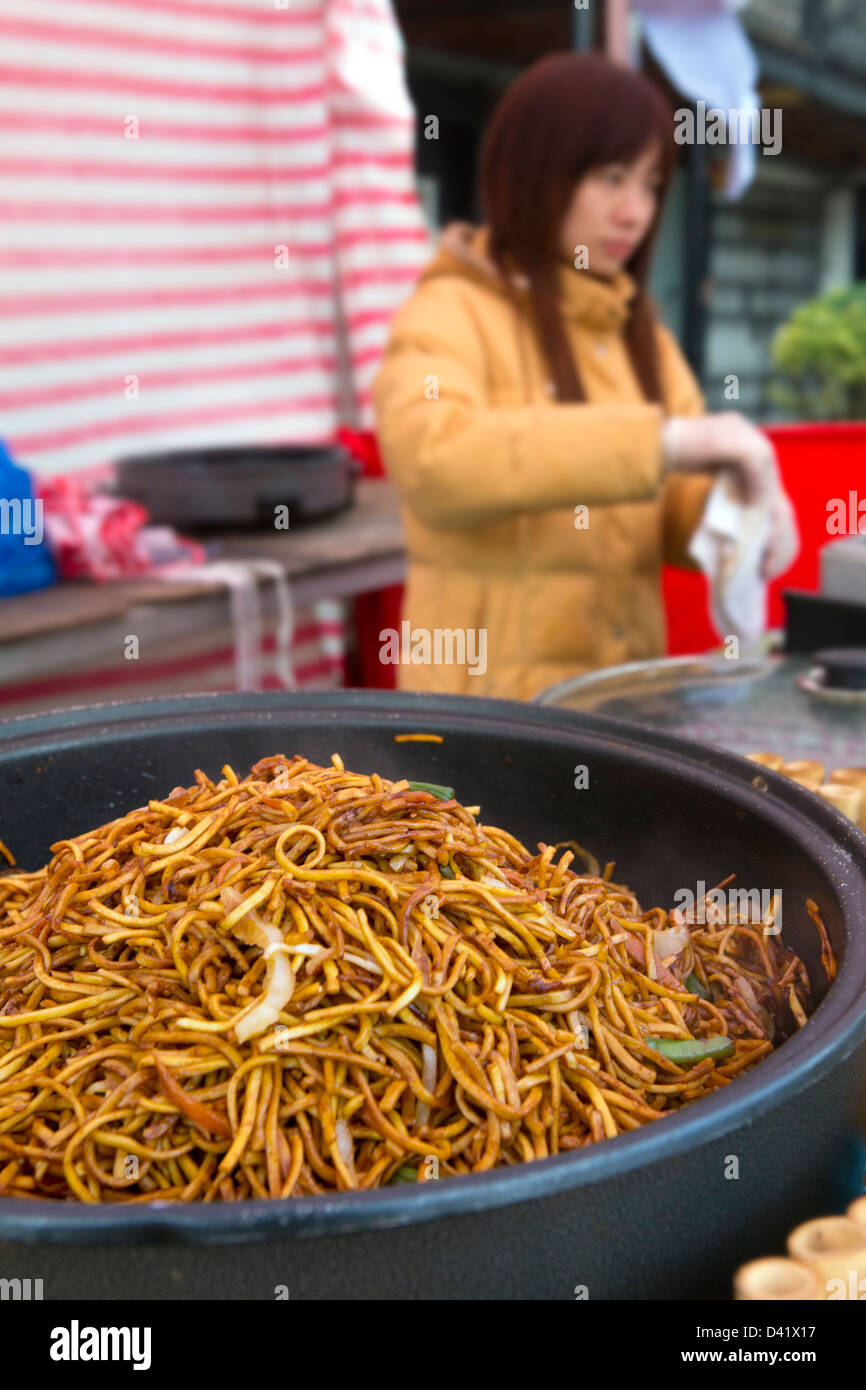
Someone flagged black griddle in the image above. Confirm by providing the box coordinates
[114,443,357,530]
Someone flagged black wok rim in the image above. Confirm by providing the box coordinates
[0,689,864,1245]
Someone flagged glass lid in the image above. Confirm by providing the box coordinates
[534,653,866,769]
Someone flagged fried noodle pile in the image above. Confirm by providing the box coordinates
[0,754,828,1202]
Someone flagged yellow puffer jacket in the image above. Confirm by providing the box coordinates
[372,222,712,701]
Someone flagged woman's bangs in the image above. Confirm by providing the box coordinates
[578,81,675,178]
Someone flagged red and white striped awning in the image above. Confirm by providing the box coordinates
[0,0,431,476]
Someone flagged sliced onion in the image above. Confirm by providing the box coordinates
[734,972,772,1032]
[221,886,295,1044]
[645,930,658,981]
[387,848,417,872]
[653,924,690,961]
[163,825,186,846]
[334,1117,358,1185]
[735,973,760,1011]
[410,931,432,984]
[421,1042,437,1090]
[566,1009,592,1049]
[416,1041,438,1126]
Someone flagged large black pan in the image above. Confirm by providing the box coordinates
[1,691,865,1300]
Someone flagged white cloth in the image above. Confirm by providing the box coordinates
[687,472,773,648]
[635,0,761,199]
[158,559,296,692]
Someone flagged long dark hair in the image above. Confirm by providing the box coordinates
[481,52,676,404]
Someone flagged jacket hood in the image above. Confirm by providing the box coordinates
[419,221,525,293]
[420,221,638,332]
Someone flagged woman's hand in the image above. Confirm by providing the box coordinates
[662,413,800,580]
[661,413,778,505]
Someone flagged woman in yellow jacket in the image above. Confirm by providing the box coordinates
[373,52,797,701]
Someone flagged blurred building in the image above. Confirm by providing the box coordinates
[394,0,866,419]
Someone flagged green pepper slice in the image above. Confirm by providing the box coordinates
[685,971,710,1000]
[391,1165,418,1183]
[644,1035,734,1064]
[407,780,455,800]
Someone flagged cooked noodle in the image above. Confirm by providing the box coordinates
[0,753,823,1202]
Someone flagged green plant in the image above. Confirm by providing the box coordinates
[769,284,866,421]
